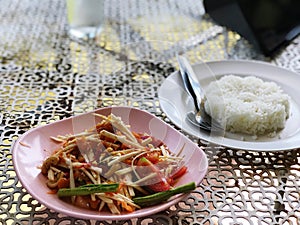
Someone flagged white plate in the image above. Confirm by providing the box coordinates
[158,60,300,151]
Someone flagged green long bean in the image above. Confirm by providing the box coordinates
[57,183,119,197]
[133,182,196,207]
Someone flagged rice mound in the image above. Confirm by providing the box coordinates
[204,75,290,135]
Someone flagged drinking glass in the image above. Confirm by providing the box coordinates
[66,0,105,40]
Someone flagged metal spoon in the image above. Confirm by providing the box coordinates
[177,55,224,133]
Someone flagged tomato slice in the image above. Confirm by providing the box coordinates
[145,152,160,164]
[167,166,188,186]
[147,179,171,192]
[170,166,187,180]
[137,157,170,192]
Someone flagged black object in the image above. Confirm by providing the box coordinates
[204,0,300,56]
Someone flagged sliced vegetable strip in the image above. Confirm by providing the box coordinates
[41,113,191,214]
[57,183,119,197]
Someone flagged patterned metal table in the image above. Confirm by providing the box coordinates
[1,0,300,224]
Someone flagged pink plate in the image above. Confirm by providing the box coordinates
[12,106,208,221]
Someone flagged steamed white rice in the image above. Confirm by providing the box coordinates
[204,75,290,135]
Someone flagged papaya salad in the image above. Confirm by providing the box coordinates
[40,113,195,214]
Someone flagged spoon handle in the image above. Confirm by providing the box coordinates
[177,55,203,112]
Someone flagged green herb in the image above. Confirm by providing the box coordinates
[133,182,196,207]
[57,183,119,197]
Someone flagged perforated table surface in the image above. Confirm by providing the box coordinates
[1,0,300,224]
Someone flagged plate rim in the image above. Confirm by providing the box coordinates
[12,106,208,220]
[158,59,300,151]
